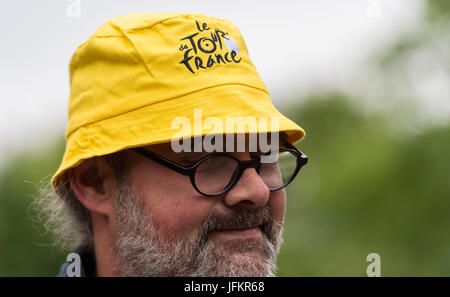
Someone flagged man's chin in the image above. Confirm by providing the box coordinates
[199,236,277,276]
[202,247,275,277]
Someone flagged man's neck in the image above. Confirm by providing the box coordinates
[91,213,120,276]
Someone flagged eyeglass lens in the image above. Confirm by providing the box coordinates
[193,150,299,195]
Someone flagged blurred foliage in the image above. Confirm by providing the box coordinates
[278,95,450,276]
[425,0,450,23]
[0,138,66,276]
[0,0,449,276]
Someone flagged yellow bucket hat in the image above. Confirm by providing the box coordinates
[52,12,305,189]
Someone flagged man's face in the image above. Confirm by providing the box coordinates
[110,136,286,276]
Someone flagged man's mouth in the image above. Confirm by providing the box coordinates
[210,224,264,240]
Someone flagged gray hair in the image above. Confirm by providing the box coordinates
[33,153,125,251]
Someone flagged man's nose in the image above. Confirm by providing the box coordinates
[223,165,270,209]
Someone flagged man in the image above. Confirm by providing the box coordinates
[46,12,307,277]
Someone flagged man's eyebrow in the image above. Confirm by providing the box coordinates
[171,151,210,161]
[180,152,209,157]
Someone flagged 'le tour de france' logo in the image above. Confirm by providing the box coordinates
[178,20,242,74]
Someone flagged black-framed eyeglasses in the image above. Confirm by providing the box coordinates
[131,142,308,197]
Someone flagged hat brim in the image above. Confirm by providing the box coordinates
[52,84,305,189]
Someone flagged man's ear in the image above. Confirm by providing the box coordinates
[69,157,117,217]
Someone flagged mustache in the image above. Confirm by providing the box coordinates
[196,206,277,247]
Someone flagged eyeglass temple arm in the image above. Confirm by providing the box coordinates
[131,147,193,176]
[282,142,308,165]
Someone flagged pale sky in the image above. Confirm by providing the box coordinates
[0,0,423,168]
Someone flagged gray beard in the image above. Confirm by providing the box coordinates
[112,172,284,277]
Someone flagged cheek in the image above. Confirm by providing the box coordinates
[131,164,215,240]
[149,197,213,240]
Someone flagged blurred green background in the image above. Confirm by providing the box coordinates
[0,0,449,276]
